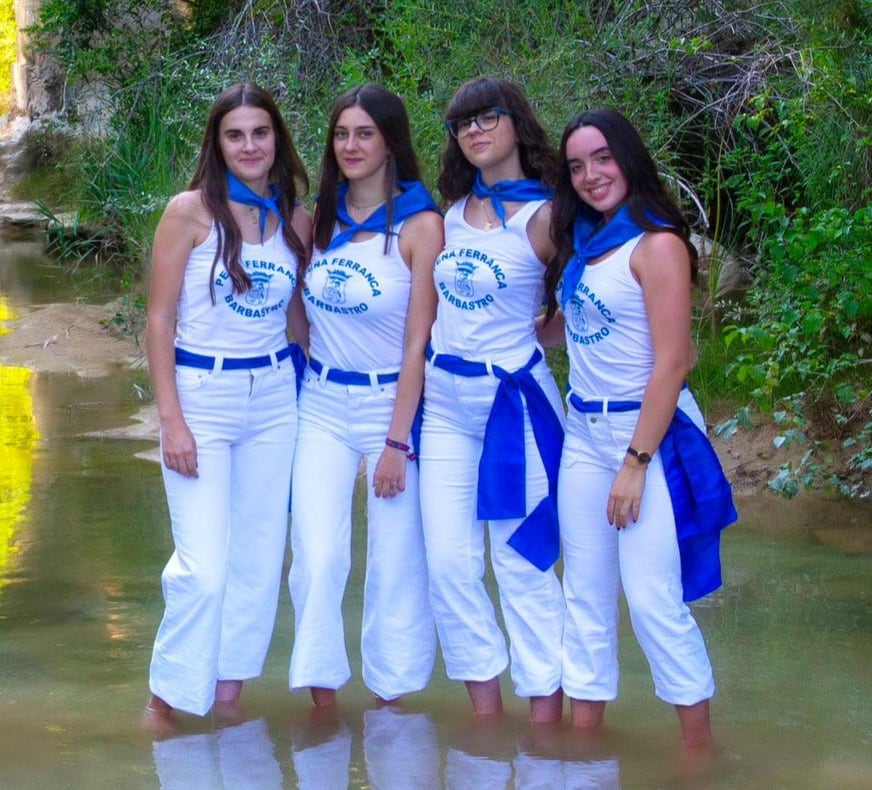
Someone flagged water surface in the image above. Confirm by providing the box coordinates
[1,232,870,788]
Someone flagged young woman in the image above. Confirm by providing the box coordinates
[144,83,311,725]
[544,108,736,749]
[419,77,566,723]
[288,84,442,707]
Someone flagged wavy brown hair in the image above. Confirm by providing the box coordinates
[544,108,698,320]
[436,76,559,205]
[189,82,309,301]
[312,84,423,258]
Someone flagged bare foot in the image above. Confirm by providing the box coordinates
[310,687,337,708]
[373,694,404,709]
[570,698,606,730]
[214,679,243,704]
[530,688,563,725]
[142,695,179,737]
[213,699,247,728]
[465,678,503,717]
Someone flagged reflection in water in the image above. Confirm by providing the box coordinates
[153,718,283,790]
[0,363,39,590]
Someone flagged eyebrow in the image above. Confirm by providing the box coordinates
[223,125,272,134]
[567,145,611,162]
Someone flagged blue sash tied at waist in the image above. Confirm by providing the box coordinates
[428,345,564,571]
[569,392,738,601]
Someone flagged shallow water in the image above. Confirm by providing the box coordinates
[1,235,871,789]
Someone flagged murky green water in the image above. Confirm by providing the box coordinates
[1,232,871,788]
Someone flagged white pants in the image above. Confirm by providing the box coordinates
[419,353,565,697]
[150,360,297,716]
[288,371,436,700]
[559,388,715,705]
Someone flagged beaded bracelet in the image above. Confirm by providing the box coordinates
[385,437,417,461]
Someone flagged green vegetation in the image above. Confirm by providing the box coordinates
[16,0,872,497]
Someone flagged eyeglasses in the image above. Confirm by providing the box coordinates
[445,107,511,139]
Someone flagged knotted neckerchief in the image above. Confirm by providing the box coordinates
[471,171,553,228]
[324,180,440,251]
[226,172,282,242]
[560,204,664,309]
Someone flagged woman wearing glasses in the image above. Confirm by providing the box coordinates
[419,77,566,722]
[287,85,442,708]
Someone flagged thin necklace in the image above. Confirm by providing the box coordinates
[479,197,496,230]
[347,194,386,211]
[245,205,259,225]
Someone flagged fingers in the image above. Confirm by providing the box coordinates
[373,479,404,499]
[163,451,199,478]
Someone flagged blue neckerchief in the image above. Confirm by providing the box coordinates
[325,180,440,251]
[471,171,553,228]
[560,204,659,309]
[226,172,282,242]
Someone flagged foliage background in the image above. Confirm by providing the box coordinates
[13,0,872,496]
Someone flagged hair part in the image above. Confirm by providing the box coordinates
[544,108,698,319]
[312,84,422,256]
[189,81,309,301]
[436,76,559,204]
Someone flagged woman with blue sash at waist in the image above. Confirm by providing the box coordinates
[288,85,442,708]
[541,109,737,751]
[144,83,311,729]
[420,77,566,723]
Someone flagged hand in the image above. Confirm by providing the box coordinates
[373,447,407,499]
[161,419,199,478]
[607,461,647,529]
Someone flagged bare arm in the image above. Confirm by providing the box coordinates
[145,191,211,478]
[536,311,566,348]
[607,231,693,528]
[373,210,444,498]
[287,206,313,351]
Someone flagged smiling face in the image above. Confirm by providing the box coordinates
[332,105,390,184]
[565,124,629,220]
[218,105,276,191]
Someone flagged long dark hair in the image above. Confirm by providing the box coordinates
[436,76,559,204]
[189,82,309,301]
[544,108,698,320]
[312,84,422,257]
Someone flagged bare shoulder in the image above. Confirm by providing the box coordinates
[403,209,444,237]
[163,190,210,225]
[635,229,689,261]
[632,230,691,277]
[527,200,556,264]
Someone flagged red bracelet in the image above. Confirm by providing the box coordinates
[385,437,416,461]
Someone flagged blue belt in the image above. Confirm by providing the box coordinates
[309,357,400,386]
[569,393,641,413]
[427,344,564,571]
[175,345,293,370]
[568,383,688,415]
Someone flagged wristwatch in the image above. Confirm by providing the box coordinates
[626,446,652,464]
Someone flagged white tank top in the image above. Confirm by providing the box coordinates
[430,195,546,365]
[175,223,298,356]
[304,225,410,372]
[562,234,652,399]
